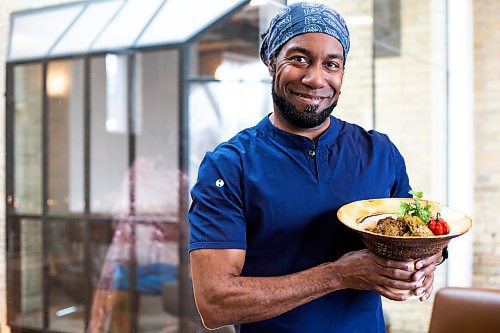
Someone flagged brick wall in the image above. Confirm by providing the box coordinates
[473,0,500,288]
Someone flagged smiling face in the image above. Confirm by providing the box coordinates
[269,33,345,130]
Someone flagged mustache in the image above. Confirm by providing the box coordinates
[271,85,337,129]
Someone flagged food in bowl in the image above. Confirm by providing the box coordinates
[367,190,450,237]
[367,215,434,237]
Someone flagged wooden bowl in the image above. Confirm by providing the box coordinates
[337,198,472,260]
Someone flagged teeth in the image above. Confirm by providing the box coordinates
[296,93,324,101]
[298,93,318,99]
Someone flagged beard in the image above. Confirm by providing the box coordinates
[271,78,337,129]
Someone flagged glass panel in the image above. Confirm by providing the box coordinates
[51,0,124,56]
[13,64,43,214]
[188,3,273,185]
[134,49,180,331]
[189,81,271,184]
[8,5,84,61]
[87,50,183,333]
[47,220,85,332]
[134,50,179,217]
[90,56,129,214]
[47,59,85,215]
[136,0,247,47]
[8,218,44,327]
[374,0,401,58]
[91,0,164,52]
[87,220,113,332]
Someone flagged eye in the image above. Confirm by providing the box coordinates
[289,55,308,63]
[325,61,340,70]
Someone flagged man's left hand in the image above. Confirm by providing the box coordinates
[412,251,443,301]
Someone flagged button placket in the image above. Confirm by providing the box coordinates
[305,148,319,181]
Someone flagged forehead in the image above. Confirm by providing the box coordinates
[279,33,344,57]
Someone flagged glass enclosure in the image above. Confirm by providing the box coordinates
[6,1,284,332]
[6,1,448,333]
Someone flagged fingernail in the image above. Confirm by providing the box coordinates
[415,262,423,269]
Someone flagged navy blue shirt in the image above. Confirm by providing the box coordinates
[188,115,411,333]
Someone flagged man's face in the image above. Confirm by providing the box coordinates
[270,33,345,129]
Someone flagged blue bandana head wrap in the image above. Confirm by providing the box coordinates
[260,2,350,65]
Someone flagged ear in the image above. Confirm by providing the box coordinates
[268,57,276,76]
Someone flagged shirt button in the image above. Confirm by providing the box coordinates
[308,149,316,157]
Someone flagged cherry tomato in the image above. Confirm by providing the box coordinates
[428,219,437,230]
[428,213,450,236]
[433,223,444,235]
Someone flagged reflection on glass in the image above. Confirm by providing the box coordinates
[189,81,271,186]
[190,3,264,78]
[47,220,85,332]
[89,219,181,332]
[134,50,179,217]
[135,50,181,331]
[188,2,272,188]
[13,218,44,327]
[105,54,128,134]
[90,56,129,214]
[13,64,43,214]
[88,50,183,332]
[88,163,181,332]
[47,59,85,215]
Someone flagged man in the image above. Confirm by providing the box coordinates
[188,2,442,332]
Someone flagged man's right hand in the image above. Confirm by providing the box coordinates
[332,249,423,301]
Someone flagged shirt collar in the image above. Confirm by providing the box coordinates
[256,114,341,149]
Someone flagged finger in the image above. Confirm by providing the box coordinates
[381,266,415,282]
[374,285,409,302]
[419,282,433,302]
[414,252,442,269]
[415,273,435,301]
[374,255,415,271]
[378,274,423,291]
[412,261,437,282]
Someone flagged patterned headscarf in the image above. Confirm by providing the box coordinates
[260,2,350,65]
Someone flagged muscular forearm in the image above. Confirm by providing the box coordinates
[191,248,428,329]
[194,261,341,329]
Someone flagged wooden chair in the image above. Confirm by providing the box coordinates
[428,287,500,333]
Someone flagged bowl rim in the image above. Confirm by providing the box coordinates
[337,198,473,239]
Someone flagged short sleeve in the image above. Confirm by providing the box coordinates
[388,139,412,198]
[188,147,247,252]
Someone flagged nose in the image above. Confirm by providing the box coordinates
[302,63,327,89]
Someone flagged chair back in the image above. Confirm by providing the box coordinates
[428,287,500,333]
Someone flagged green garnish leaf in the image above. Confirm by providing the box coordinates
[398,190,432,223]
[408,190,423,199]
